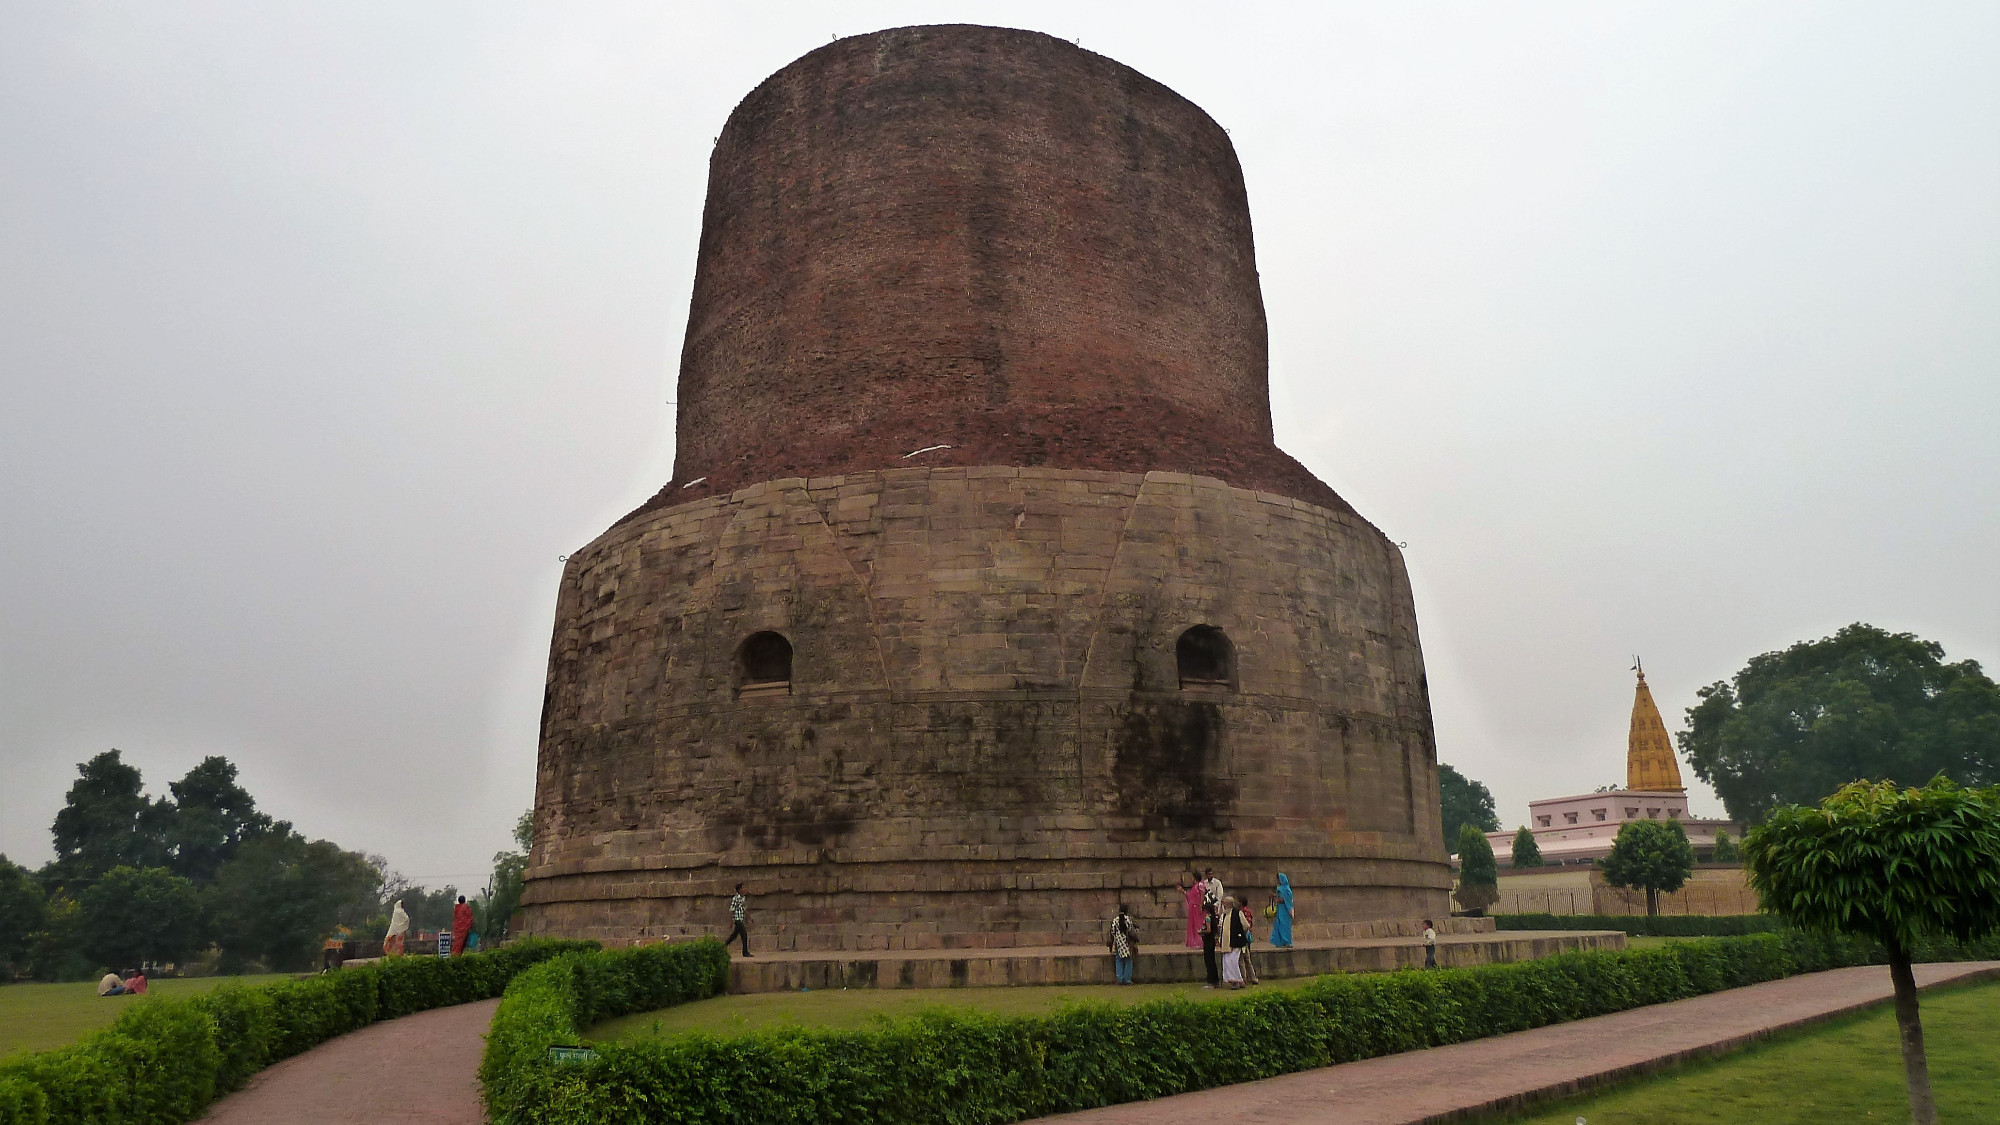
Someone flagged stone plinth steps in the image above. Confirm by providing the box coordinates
[725,927,1622,994]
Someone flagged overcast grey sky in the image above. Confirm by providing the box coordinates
[4,3,1995,889]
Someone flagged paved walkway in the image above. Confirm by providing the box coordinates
[1033,961,2000,1124]
[197,998,498,1125]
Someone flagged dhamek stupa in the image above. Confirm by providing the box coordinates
[515,25,1451,951]
[1488,664,1737,865]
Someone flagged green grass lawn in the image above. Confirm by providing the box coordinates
[0,976,286,1059]
[1489,979,2000,1124]
[590,976,1325,1042]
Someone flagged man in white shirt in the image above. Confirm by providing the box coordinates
[1423,919,1438,969]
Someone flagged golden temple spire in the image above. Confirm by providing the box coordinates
[1627,659,1685,792]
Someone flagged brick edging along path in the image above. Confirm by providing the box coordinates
[1030,961,2000,1124]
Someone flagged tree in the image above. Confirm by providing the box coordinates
[165,757,278,884]
[1745,777,2000,1125]
[1440,764,1499,847]
[1511,826,1544,868]
[49,750,174,888]
[1600,818,1695,916]
[0,856,47,980]
[78,866,210,970]
[1452,823,1499,914]
[210,834,381,970]
[1680,624,2000,824]
[1709,829,1739,863]
[478,809,533,945]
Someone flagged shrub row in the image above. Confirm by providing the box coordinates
[1495,913,1786,937]
[483,930,2000,1125]
[481,939,733,1124]
[0,938,595,1125]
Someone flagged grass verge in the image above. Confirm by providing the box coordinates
[1486,979,2000,1124]
[0,976,284,1059]
[588,977,1322,1042]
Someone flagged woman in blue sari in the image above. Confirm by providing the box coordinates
[1270,873,1294,947]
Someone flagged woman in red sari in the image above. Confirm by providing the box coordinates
[1180,872,1204,948]
[451,895,475,957]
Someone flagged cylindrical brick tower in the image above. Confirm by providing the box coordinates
[518,24,1451,951]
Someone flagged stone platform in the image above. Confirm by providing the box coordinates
[725,928,1624,994]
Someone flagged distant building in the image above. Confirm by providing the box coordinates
[1486,666,1738,866]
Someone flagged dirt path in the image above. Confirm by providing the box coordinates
[197,998,499,1124]
[1033,961,2000,1124]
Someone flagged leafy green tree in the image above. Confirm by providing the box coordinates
[78,866,210,970]
[1510,826,1544,868]
[165,757,278,884]
[49,750,174,888]
[1440,764,1499,847]
[1452,823,1499,914]
[478,809,533,945]
[28,894,94,982]
[210,834,381,970]
[0,855,47,979]
[1709,829,1739,863]
[1746,777,2000,1125]
[1601,818,1695,916]
[1680,625,2000,824]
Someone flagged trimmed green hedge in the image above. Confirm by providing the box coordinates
[481,939,733,1124]
[483,931,2000,1125]
[0,939,595,1125]
[1496,913,1786,937]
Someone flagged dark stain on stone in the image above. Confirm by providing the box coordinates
[1109,695,1236,839]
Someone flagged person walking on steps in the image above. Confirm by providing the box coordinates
[1107,903,1137,984]
[726,883,752,957]
[1268,873,1294,948]
[1180,872,1204,949]
[1219,898,1251,988]
[1422,918,1437,969]
[1200,894,1221,988]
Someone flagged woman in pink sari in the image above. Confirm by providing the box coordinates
[1180,872,1204,948]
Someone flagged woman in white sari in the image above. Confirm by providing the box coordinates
[384,899,410,956]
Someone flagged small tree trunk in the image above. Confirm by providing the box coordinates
[1888,945,1938,1125]
[1646,887,1658,916]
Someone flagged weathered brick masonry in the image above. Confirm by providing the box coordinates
[519,26,1451,950]
[630,24,1344,518]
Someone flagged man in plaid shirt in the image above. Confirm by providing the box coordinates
[725,883,751,957]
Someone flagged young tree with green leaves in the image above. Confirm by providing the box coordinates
[1439,764,1499,846]
[1600,818,1695,915]
[479,809,533,945]
[1681,624,1999,823]
[1452,823,1499,914]
[1746,777,2000,1125]
[78,866,209,970]
[1510,826,1544,867]
[1709,829,1739,863]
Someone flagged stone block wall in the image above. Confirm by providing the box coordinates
[519,467,1451,950]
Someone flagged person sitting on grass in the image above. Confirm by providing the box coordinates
[96,971,126,996]
[122,968,147,994]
